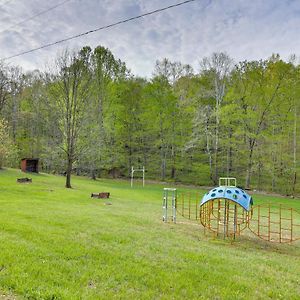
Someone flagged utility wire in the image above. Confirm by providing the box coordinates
[0,0,72,34]
[2,0,198,60]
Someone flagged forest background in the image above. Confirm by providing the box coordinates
[0,46,299,194]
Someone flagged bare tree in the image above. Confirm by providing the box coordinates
[154,58,194,179]
[200,52,233,184]
[9,66,24,142]
[0,62,10,113]
[47,48,92,188]
[87,46,127,179]
[154,58,194,85]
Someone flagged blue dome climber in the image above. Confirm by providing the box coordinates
[201,186,253,211]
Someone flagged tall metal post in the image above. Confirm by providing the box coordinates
[172,189,177,223]
[131,166,134,188]
[223,200,227,239]
[233,204,237,239]
[163,189,168,222]
[142,166,145,187]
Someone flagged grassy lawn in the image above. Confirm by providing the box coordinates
[0,169,299,299]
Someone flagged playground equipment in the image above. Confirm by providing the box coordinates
[162,188,177,223]
[130,166,145,187]
[200,181,253,239]
[248,204,299,243]
[163,177,300,243]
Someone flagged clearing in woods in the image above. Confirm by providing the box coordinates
[0,169,299,299]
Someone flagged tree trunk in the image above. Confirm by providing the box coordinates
[171,166,175,179]
[12,93,18,143]
[271,154,276,192]
[257,160,263,190]
[292,105,297,196]
[161,157,166,180]
[245,142,254,189]
[214,108,219,185]
[170,141,176,179]
[65,159,72,188]
[207,138,213,182]
[204,114,213,182]
[226,128,233,177]
[170,109,176,179]
[245,161,252,189]
[91,168,96,180]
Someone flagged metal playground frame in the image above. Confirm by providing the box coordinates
[162,178,300,243]
[130,166,145,187]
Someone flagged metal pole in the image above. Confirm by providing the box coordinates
[188,192,191,220]
[226,201,229,237]
[217,199,221,236]
[131,166,134,188]
[163,190,165,221]
[182,193,185,217]
[163,189,168,222]
[234,204,237,239]
[258,205,260,237]
[195,193,198,220]
[291,208,293,242]
[279,204,282,243]
[142,166,145,187]
[223,200,227,239]
[268,205,271,242]
[172,190,176,223]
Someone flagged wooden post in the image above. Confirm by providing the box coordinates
[268,205,271,242]
[188,192,191,219]
[217,199,221,236]
[279,204,282,243]
[142,166,145,187]
[182,193,185,217]
[131,166,134,188]
[258,205,260,237]
[195,193,198,220]
[291,208,293,242]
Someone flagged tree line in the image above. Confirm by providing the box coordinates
[0,46,299,195]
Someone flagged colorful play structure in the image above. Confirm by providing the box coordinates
[162,177,300,243]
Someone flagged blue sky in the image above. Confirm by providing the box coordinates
[0,0,299,77]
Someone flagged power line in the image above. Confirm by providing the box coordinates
[0,0,72,34]
[2,0,198,61]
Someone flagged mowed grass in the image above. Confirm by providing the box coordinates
[0,169,299,300]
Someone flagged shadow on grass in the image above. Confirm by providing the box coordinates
[221,231,300,257]
[175,220,300,257]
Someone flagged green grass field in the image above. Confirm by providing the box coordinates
[0,169,299,299]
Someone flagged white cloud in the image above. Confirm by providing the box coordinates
[0,0,299,77]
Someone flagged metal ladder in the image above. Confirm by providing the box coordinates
[162,188,177,223]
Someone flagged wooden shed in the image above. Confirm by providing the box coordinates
[21,158,39,173]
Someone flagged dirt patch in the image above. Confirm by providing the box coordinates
[0,292,17,300]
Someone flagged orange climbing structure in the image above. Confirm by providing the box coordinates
[170,178,300,243]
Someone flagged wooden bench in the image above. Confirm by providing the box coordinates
[91,192,110,199]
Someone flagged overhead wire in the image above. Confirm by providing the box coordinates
[0,0,72,34]
[2,0,198,61]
